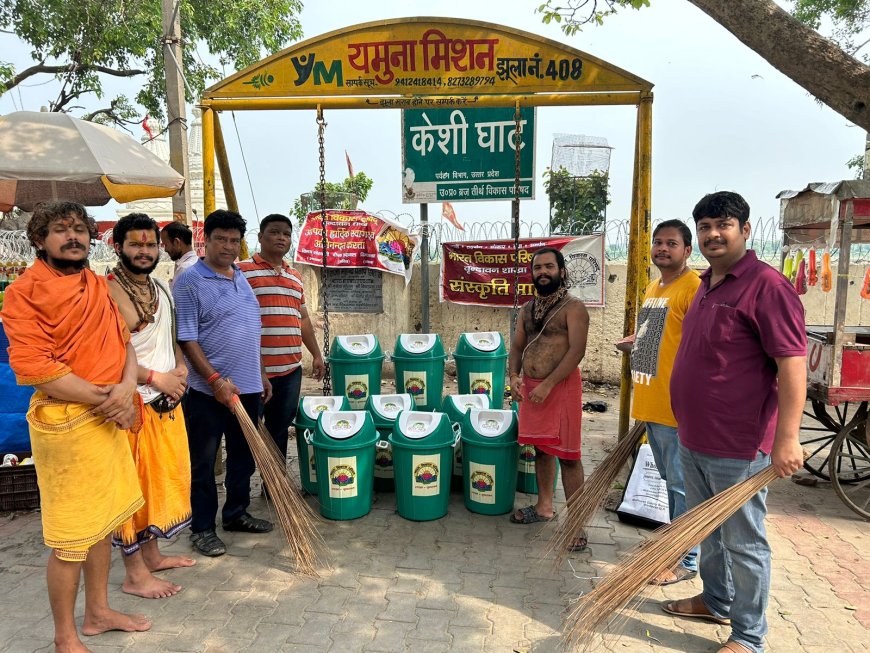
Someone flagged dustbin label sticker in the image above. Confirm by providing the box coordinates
[469,373,493,399]
[345,374,370,409]
[403,371,427,406]
[412,454,440,496]
[518,445,536,474]
[375,444,394,478]
[328,457,358,498]
[469,462,496,504]
[381,402,400,416]
[453,442,463,475]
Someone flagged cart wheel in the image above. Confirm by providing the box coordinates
[829,409,870,521]
[800,400,866,480]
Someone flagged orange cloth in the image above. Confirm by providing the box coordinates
[518,368,583,460]
[2,259,130,385]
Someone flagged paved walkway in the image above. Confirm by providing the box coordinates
[0,384,867,652]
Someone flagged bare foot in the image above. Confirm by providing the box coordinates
[145,553,196,572]
[54,635,93,653]
[122,573,182,599]
[81,609,151,636]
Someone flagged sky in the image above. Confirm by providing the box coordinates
[1,1,863,231]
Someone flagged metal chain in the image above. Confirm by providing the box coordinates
[316,107,331,395]
[511,101,523,328]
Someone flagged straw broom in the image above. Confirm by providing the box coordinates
[230,395,326,576]
[546,421,646,563]
[561,462,783,652]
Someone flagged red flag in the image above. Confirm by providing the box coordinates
[142,115,154,140]
[345,150,354,178]
[441,202,464,231]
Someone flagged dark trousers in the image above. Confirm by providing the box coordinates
[261,368,302,464]
[186,388,260,533]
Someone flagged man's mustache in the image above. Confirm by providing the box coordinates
[61,242,86,251]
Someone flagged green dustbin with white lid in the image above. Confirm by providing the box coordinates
[388,411,458,521]
[453,332,508,409]
[309,410,378,520]
[460,409,518,515]
[442,393,491,491]
[293,395,349,495]
[329,334,384,409]
[512,399,559,495]
[365,393,415,493]
[390,334,446,411]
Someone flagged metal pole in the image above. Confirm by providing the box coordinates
[509,198,520,346]
[420,203,430,333]
[200,107,215,216]
[161,0,192,224]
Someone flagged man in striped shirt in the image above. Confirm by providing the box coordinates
[239,214,325,468]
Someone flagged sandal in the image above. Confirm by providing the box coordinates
[718,641,753,653]
[567,531,588,552]
[661,594,730,625]
[510,505,555,524]
[648,566,697,586]
[190,529,227,557]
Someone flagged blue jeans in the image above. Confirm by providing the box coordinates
[261,368,302,463]
[645,423,698,572]
[680,445,771,653]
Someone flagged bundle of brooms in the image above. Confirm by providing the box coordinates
[561,462,784,652]
[230,396,326,576]
[546,421,646,562]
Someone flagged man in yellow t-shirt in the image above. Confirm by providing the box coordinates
[629,219,701,585]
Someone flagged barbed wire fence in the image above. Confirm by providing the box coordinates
[0,214,867,266]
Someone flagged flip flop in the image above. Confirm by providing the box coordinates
[648,567,697,586]
[510,505,555,524]
[567,530,588,552]
[718,641,753,653]
[661,594,730,625]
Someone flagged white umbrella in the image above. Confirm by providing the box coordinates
[0,111,185,212]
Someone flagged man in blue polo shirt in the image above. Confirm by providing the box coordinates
[663,192,806,653]
[174,210,274,557]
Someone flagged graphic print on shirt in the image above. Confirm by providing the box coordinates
[631,296,670,386]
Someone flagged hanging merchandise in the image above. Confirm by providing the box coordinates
[794,257,807,295]
[782,249,795,281]
[793,248,804,278]
[861,266,870,300]
[820,250,833,292]
[808,248,818,286]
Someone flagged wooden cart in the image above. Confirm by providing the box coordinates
[778,181,870,520]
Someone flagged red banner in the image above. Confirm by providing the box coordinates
[295,210,419,283]
[440,235,605,307]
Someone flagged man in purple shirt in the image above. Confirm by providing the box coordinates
[663,192,806,653]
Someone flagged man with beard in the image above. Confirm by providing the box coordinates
[663,192,805,653]
[508,247,590,552]
[107,213,194,599]
[621,219,702,585]
[2,201,150,651]
[160,221,198,288]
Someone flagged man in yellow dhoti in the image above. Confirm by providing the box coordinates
[2,201,151,652]
[108,213,195,600]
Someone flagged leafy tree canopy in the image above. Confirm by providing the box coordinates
[0,0,303,125]
[291,172,375,225]
[544,167,610,235]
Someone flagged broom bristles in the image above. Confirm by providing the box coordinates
[546,422,646,564]
[230,397,327,576]
[562,463,781,652]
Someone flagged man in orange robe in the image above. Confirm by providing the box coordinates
[2,201,151,653]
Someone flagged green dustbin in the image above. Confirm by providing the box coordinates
[329,334,385,409]
[453,332,508,409]
[310,410,378,520]
[517,444,559,494]
[461,409,519,515]
[389,411,458,521]
[442,394,492,491]
[366,393,415,493]
[390,334,446,412]
[293,395,349,495]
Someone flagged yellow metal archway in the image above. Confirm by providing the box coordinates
[199,17,653,435]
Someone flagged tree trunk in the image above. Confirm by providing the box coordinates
[688,0,870,132]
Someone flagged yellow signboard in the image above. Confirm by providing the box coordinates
[203,17,651,101]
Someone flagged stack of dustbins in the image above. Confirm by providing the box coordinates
[329,334,384,409]
[442,394,491,491]
[389,411,457,521]
[390,334,446,411]
[453,332,508,409]
[310,410,377,520]
[460,409,518,515]
[292,395,349,495]
[366,393,415,493]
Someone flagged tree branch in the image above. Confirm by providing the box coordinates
[2,62,146,93]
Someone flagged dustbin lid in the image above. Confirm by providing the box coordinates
[337,334,377,356]
[397,411,442,439]
[399,334,437,354]
[370,393,414,421]
[318,410,368,439]
[467,409,514,437]
[301,395,348,421]
[462,331,502,352]
[443,394,490,415]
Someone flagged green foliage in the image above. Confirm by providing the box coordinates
[291,172,374,225]
[846,153,867,178]
[791,0,870,59]
[537,0,650,36]
[0,0,303,121]
[544,167,610,234]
